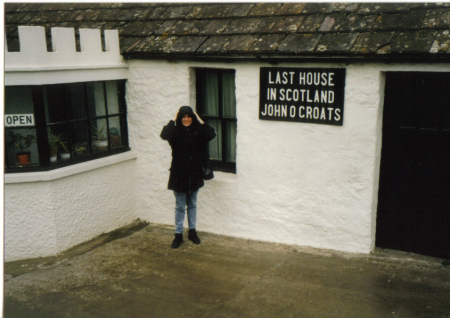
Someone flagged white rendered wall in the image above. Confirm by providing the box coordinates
[5,159,139,261]
[127,60,450,254]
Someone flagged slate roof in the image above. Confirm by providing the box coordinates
[5,2,450,62]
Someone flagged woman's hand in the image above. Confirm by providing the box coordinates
[193,111,204,124]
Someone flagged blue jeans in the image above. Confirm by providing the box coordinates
[174,190,198,234]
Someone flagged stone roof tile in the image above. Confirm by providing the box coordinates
[6,12,37,24]
[136,35,179,53]
[220,34,259,53]
[275,3,306,15]
[197,36,229,54]
[391,30,438,53]
[317,33,359,53]
[297,14,325,33]
[160,6,194,20]
[169,35,208,53]
[120,21,161,37]
[220,4,255,18]
[274,16,306,33]
[154,20,178,36]
[301,3,333,14]
[5,3,28,13]
[120,37,144,53]
[351,31,394,54]
[145,7,169,20]
[249,34,286,53]
[195,19,231,35]
[328,3,359,13]
[248,3,283,17]
[429,30,450,53]
[167,20,200,36]
[318,13,347,32]
[423,8,450,29]
[134,7,157,21]
[250,16,290,34]
[222,18,261,35]
[358,3,417,15]
[113,8,148,22]
[373,10,428,31]
[277,33,322,53]
[340,14,377,32]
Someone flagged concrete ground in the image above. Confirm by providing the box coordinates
[4,221,450,318]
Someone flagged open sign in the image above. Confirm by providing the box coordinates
[5,114,35,127]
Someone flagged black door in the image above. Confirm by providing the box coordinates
[376,72,450,259]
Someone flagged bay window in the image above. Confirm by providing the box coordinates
[5,80,129,172]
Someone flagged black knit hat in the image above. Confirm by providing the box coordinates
[178,106,194,117]
[176,106,198,127]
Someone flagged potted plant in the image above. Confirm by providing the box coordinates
[92,125,108,151]
[109,127,120,148]
[8,131,34,165]
[48,129,65,163]
[60,141,70,161]
[73,142,88,157]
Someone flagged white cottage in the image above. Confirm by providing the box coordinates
[4,3,450,261]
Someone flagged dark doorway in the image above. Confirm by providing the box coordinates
[376,72,450,259]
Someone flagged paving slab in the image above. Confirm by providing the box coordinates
[4,222,450,318]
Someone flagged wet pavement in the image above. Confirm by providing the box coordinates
[4,221,450,318]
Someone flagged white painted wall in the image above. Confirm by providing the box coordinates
[127,60,450,254]
[5,159,139,261]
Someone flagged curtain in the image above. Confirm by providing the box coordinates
[226,121,236,163]
[222,72,236,117]
[203,71,219,116]
[208,119,222,160]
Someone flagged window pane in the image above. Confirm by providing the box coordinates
[108,116,122,149]
[72,121,90,159]
[207,119,222,160]
[91,119,109,153]
[87,82,106,118]
[68,83,87,120]
[5,86,33,115]
[106,81,120,114]
[6,128,39,167]
[45,84,70,123]
[225,121,237,163]
[222,72,236,118]
[202,71,219,117]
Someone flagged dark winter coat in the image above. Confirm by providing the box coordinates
[160,106,216,193]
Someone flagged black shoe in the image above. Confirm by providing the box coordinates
[172,233,183,249]
[188,229,201,244]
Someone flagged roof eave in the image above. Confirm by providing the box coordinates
[121,52,450,64]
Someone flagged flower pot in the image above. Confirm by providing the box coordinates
[93,140,109,152]
[16,152,31,165]
[60,152,70,161]
[110,135,120,148]
[50,147,58,163]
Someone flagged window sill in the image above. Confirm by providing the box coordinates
[5,150,138,184]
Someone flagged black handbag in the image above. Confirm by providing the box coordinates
[202,157,214,180]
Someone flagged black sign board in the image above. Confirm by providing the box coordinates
[259,67,346,126]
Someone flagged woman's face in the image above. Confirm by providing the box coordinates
[182,114,193,127]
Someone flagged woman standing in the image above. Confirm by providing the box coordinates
[160,106,216,249]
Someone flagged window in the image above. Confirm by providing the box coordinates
[196,69,237,173]
[5,80,129,172]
